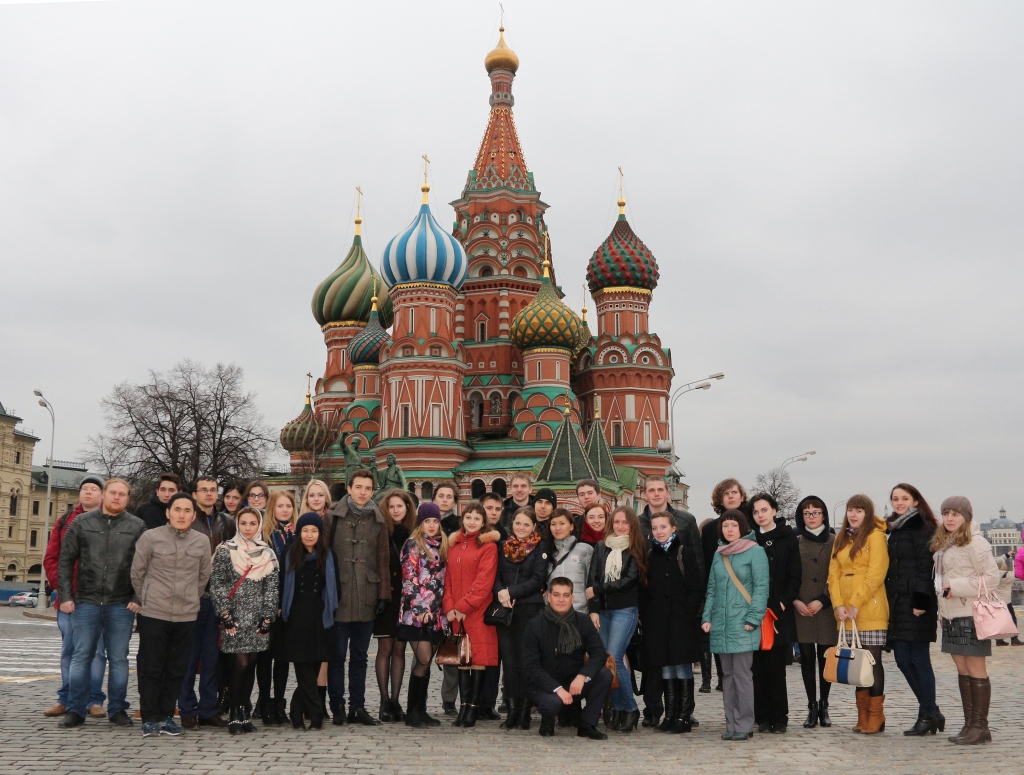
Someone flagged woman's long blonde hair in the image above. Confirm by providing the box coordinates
[929,517,973,551]
[409,521,448,562]
[299,479,332,516]
[262,491,297,543]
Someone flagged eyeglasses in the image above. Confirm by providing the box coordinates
[196,488,218,495]
[249,493,267,500]
[803,510,823,518]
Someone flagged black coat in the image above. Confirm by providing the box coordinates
[522,609,607,694]
[494,540,549,607]
[440,511,461,537]
[500,494,537,530]
[282,558,334,663]
[640,504,705,585]
[373,525,409,637]
[135,495,168,531]
[885,513,939,644]
[640,535,703,667]
[754,521,802,644]
[586,542,640,612]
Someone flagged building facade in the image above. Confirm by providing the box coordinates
[980,508,1022,557]
[275,28,684,509]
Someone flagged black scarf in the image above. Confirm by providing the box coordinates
[542,605,582,654]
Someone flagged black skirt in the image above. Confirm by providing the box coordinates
[373,596,401,638]
[397,624,442,645]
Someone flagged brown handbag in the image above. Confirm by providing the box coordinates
[435,620,473,667]
[584,652,620,690]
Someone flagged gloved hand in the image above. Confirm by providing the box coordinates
[374,599,388,617]
[257,618,272,636]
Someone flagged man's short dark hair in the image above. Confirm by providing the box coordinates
[434,480,459,503]
[480,492,503,506]
[167,493,196,511]
[750,492,779,512]
[548,577,574,594]
[157,472,182,489]
[349,468,376,487]
[191,476,218,493]
[575,479,599,494]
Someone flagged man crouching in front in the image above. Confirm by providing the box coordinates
[522,577,612,740]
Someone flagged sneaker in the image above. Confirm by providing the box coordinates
[142,722,160,738]
[59,712,86,728]
[109,711,134,726]
[160,717,183,736]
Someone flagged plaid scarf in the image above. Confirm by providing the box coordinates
[503,532,541,563]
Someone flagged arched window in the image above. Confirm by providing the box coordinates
[491,478,507,498]
[471,479,486,499]
[481,266,493,277]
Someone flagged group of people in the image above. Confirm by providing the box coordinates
[42,468,1012,746]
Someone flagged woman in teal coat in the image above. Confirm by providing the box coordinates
[702,510,769,741]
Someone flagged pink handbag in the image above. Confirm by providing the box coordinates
[972,577,1019,641]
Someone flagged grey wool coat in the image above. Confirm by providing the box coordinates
[209,547,279,654]
[325,497,392,623]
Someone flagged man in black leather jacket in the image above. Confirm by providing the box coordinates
[57,478,145,728]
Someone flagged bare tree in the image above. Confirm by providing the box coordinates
[750,467,801,523]
[85,360,275,492]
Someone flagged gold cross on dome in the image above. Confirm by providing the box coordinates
[422,154,430,185]
[306,372,313,392]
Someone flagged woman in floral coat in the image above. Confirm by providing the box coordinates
[398,502,448,728]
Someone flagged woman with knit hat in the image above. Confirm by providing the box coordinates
[209,507,281,734]
[398,502,448,728]
[932,496,1002,745]
[827,495,889,734]
[280,513,338,730]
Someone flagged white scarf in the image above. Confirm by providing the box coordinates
[806,524,826,537]
[604,534,630,582]
[224,513,279,582]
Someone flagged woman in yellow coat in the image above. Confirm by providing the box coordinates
[828,494,889,735]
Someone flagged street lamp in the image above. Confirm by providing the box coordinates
[34,390,55,605]
[780,450,816,472]
[668,372,725,460]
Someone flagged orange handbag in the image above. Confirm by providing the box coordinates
[723,556,778,651]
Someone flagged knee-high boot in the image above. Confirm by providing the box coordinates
[699,651,713,693]
[656,679,680,732]
[953,678,991,745]
[462,669,486,728]
[452,669,473,727]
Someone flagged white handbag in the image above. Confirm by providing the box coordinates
[824,621,876,687]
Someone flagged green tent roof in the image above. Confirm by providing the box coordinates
[535,410,596,484]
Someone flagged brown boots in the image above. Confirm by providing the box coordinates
[860,695,886,734]
[852,690,869,732]
[950,677,991,745]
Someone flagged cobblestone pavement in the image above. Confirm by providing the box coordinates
[0,607,1020,774]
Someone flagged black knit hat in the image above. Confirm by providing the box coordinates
[535,488,557,507]
[79,475,105,490]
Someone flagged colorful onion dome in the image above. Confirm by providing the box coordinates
[312,215,394,327]
[381,182,468,289]
[586,196,660,293]
[280,391,330,454]
[510,259,583,352]
[347,294,389,366]
[484,26,519,74]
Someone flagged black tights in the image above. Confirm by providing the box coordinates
[256,651,291,700]
[374,637,407,703]
[229,652,259,709]
[410,640,436,679]
[798,643,832,704]
[864,645,884,696]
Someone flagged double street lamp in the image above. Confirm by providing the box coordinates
[781,450,816,472]
[665,372,725,468]
[34,390,55,604]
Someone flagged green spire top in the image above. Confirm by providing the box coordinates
[535,407,596,484]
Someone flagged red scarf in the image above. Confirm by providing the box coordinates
[580,521,606,545]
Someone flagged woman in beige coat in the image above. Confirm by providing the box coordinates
[932,496,1001,745]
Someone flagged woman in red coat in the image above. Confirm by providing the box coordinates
[443,501,500,728]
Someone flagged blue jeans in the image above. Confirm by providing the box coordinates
[661,664,694,679]
[178,597,220,719]
[67,602,134,718]
[328,620,374,712]
[892,640,937,716]
[57,609,107,708]
[599,607,639,712]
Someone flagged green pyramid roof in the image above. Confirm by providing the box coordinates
[535,409,596,484]
[583,416,617,481]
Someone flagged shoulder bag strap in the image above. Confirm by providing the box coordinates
[227,565,254,601]
[722,556,752,604]
[676,546,686,578]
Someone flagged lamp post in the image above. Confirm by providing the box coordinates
[780,450,816,472]
[34,390,55,605]
[668,372,724,460]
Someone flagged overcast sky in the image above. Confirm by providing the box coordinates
[2,1,1022,525]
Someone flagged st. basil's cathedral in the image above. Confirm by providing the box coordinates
[276,27,682,511]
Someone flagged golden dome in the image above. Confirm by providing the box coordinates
[485,26,519,74]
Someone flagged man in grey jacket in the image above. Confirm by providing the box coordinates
[131,493,213,738]
[324,468,391,726]
[57,478,146,728]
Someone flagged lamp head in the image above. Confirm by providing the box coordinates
[709,373,725,380]
[38,399,47,407]
[696,382,711,390]
[33,389,42,397]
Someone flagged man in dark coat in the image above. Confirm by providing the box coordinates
[325,468,391,726]
[750,493,802,732]
[637,475,705,726]
[499,473,536,530]
[134,473,182,531]
[523,577,612,740]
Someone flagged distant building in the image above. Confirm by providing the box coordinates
[0,399,98,584]
[979,508,1022,558]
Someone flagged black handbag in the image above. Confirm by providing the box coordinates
[484,559,520,627]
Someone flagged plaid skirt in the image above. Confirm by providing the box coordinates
[855,629,888,646]
[941,617,992,657]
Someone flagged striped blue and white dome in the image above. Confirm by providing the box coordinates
[380,202,468,290]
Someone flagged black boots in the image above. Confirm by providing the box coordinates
[272,698,286,726]
[904,708,944,736]
[240,705,256,733]
[803,701,818,728]
[228,706,242,736]
[656,679,680,732]
[404,674,440,728]
[616,710,640,733]
[257,697,273,726]
[390,698,406,723]
[677,679,695,733]
[519,700,532,730]
[818,700,832,727]
[501,698,522,730]
[453,669,485,728]
[699,651,713,693]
